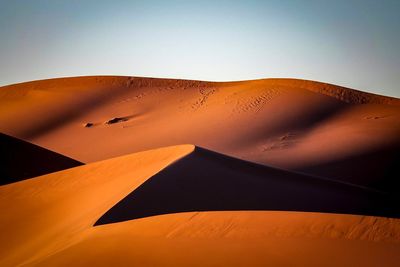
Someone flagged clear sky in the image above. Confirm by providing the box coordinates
[0,0,399,97]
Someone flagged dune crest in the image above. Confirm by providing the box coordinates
[261,78,400,105]
[0,144,194,266]
[96,146,399,225]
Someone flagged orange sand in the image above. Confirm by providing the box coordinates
[0,145,399,267]
[1,76,399,266]
[1,77,399,190]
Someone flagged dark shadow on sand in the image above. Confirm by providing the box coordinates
[297,145,400,194]
[0,133,83,185]
[95,147,400,226]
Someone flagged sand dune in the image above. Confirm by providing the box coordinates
[0,145,399,267]
[96,146,399,225]
[0,133,82,185]
[0,145,194,266]
[0,76,399,192]
[1,76,399,266]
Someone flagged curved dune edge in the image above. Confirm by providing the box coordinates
[0,144,195,267]
[0,144,399,266]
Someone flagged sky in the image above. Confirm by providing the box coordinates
[0,0,399,97]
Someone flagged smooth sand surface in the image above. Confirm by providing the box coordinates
[1,76,399,191]
[33,212,400,267]
[0,145,399,267]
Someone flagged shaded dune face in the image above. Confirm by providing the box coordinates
[0,133,82,185]
[95,147,400,226]
[298,145,400,194]
[0,76,399,192]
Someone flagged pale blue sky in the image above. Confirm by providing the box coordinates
[0,0,399,97]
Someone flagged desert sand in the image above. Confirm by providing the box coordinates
[0,76,399,266]
[1,145,399,267]
[1,133,82,185]
[1,76,399,190]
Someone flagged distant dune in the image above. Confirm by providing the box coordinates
[1,76,399,191]
[0,76,399,266]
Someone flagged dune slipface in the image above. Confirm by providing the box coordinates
[0,76,399,267]
[95,146,399,225]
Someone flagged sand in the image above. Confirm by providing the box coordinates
[0,145,399,267]
[0,76,399,266]
[0,133,82,185]
[0,145,194,266]
[0,76,399,191]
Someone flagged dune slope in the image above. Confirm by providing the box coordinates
[0,76,399,192]
[0,145,194,266]
[0,145,398,267]
[36,212,400,267]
